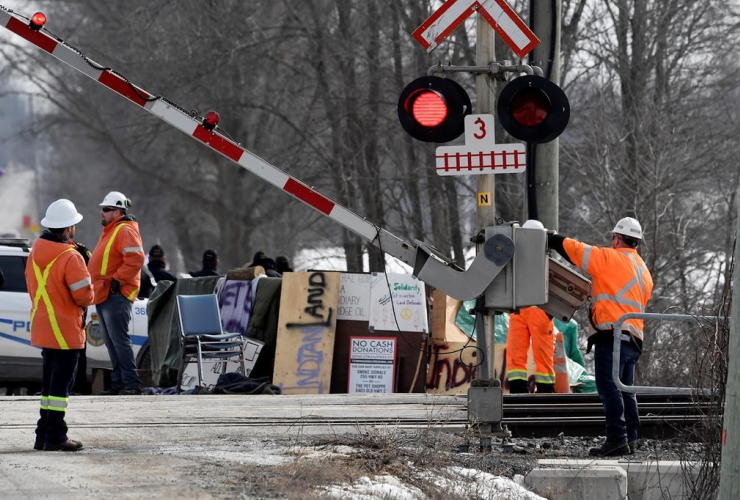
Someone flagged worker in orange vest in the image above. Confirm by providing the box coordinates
[506,306,555,394]
[26,199,94,451]
[88,192,146,395]
[548,217,653,457]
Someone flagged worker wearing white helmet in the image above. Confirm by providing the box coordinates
[548,216,653,457]
[88,191,145,395]
[26,199,94,451]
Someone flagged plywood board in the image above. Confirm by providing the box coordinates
[430,289,469,343]
[273,271,340,394]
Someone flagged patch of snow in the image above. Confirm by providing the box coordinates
[322,474,424,500]
[432,467,546,500]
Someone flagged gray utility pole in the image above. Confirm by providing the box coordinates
[475,15,499,382]
[719,185,740,496]
[528,0,562,231]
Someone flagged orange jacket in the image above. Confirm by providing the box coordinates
[88,215,145,304]
[25,238,94,350]
[563,238,653,340]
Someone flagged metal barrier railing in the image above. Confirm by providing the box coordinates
[612,312,720,395]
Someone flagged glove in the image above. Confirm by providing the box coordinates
[74,242,92,264]
[110,279,122,295]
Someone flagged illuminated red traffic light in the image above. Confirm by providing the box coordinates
[511,89,549,127]
[29,12,46,31]
[398,76,471,143]
[411,91,448,127]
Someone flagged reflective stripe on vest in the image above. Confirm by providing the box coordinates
[100,223,129,276]
[31,247,76,350]
[127,287,139,301]
[591,253,650,339]
[47,395,69,412]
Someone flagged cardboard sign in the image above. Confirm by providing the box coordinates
[348,336,396,393]
[337,273,371,321]
[272,271,340,394]
[369,273,428,333]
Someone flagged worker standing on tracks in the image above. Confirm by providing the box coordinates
[506,306,556,394]
[88,192,145,396]
[548,217,653,457]
[26,200,94,451]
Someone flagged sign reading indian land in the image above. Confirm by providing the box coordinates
[412,0,539,58]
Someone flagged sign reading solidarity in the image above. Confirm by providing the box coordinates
[413,0,539,58]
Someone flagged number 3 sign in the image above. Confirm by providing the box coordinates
[465,114,496,148]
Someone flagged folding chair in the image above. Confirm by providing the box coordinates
[176,294,248,391]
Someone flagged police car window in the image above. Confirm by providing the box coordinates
[0,256,27,292]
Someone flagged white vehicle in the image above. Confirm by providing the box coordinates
[0,238,150,384]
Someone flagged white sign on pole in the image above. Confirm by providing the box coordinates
[348,336,397,394]
[369,273,428,333]
[435,114,526,176]
[412,0,539,58]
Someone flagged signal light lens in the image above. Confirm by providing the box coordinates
[203,111,220,130]
[29,12,46,31]
[411,91,448,127]
[511,89,549,127]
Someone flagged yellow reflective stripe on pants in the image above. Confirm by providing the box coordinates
[535,373,556,383]
[47,395,69,412]
[507,369,528,381]
[39,395,50,410]
[31,247,76,350]
[100,223,128,276]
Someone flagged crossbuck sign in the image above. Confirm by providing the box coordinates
[413,0,539,58]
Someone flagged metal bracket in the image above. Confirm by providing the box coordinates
[428,61,544,79]
[413,233,514,301]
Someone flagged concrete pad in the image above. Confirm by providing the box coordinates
[538,459,699,499]
[525,466,628,500]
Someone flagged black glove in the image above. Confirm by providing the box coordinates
[110,279,122,295]
[74,242,92,264]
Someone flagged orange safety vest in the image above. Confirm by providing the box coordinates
[25,238,95,350]
[563,238,653,340]
[88,216,145,304]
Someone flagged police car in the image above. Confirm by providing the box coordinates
[0,238,150,385]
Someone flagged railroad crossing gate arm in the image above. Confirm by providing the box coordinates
[0,7,515,300]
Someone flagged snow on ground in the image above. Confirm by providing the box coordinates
[322,467,545,500]
[293,246,477,274]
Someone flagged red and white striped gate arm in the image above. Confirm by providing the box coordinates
[0,7,419,265]
[0,7,520,301]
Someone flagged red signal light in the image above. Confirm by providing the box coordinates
[203,111,220,131]
[411,91,448,127]
[29,12,46,31]
[511,89,549,127]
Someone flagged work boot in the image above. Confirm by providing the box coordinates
[508,379,529,394]
[628,440,641,455]
[119,387,142,396]
[589,439,629,457]
[535,382,555,394]
[44,439,83,452]
[33,439,44,451]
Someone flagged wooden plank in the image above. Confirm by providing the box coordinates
[426,340,506,395]
[431,289,469,343]
[273,271,340,394]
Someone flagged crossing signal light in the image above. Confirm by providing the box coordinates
[398,76,471,143]
[497,75,570,144]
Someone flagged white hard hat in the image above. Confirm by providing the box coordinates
[99,191,131,210]
[613,217,643,240]
[522,219,545,230]
[41,199,84,229]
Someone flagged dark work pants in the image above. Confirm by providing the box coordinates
[35,348,81,447]
[594,339,640,443]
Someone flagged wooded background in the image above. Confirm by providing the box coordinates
[1,0,739,383]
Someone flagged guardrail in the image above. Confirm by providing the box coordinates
[613,312,720,395]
